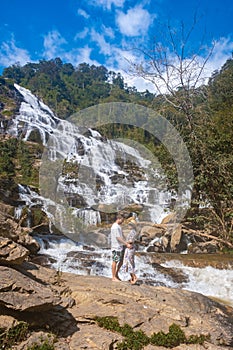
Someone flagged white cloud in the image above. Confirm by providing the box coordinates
[43,30,67,59]
[77,9,90,19]
[42,29,98,68]
[102,25,115,39]
[89,0,125,10]
[124,75,156,92]
[122,36,233,93]
[63,46,99,67]
[204,37,233,77]
[116,6,153,37]
[74,28,89,40]
[90,29,112,55]
[0,37,31,67]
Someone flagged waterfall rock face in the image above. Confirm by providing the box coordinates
[2,83,173,240]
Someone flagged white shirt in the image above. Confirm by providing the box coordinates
[110,222,123,251]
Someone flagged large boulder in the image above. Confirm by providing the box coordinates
[169,224,187,252]
[17,234,40,255]
[140,224,166,240]
[0,202,40,255]
[0,265,60,312]
[0,237,29,265]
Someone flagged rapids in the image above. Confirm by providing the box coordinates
[35,234,233,308]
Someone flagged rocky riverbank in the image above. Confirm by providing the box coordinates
[1,237,233,349]
[1,199,233,349]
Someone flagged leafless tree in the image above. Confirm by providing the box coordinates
[128,15,215,130]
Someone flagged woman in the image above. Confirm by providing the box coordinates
[122,220,138,284]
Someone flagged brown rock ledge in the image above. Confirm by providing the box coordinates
[1,263,233,349]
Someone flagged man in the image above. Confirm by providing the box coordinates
[110,214,131,282]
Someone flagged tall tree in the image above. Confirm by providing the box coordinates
[128,18,233,242]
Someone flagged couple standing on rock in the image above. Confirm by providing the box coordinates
[110,214,138,284]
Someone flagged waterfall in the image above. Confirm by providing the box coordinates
[9,84,174,238]
[8,84,59,144]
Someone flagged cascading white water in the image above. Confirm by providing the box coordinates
[161,260,233,307]
[11,84,173,232]
[8,84,59,144]
[35,235,233,307]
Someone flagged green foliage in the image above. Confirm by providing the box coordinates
[27,338,55,350]
[187,333,210,345]
[0,137,17,177]
[95,316,210,349]
[150,323,186,347]
[0,321,28,349]
[95,316,122,333]
[0,321,56,350]
[2,59,152,119]
[0,137,40,187]
[117,328,150,350]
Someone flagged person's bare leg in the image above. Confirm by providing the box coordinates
[116,260,122,280]
[112,261,121,281]
[130,273,138,284]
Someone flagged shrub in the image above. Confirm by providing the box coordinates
[95,316,211,349]
[0,321,28,349]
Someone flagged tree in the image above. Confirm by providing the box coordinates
[128,16,214,130]
[128,18,233,243]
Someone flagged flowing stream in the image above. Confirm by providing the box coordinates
[35,234,233,307]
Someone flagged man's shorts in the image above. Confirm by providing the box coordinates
[112,249,124,263]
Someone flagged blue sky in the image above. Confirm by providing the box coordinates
[0,0,233,91]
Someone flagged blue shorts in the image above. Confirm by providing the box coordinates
[112,249,124,263]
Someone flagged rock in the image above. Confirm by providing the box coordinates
[123,203,144,214]
[62,274,233,348]
[161,212,177,224]
[14,331,56,350]
[0,237,29,265]
[69,323,123,350]
[0,315,16,330]
[0,210,20,240]
[151,262,189,284]
[0,202,41,256]
[169,224,186,252]
[1,261,232,349]
[0,265,60,311]
[188,240,219,254]
[140,225,166,240]
[17,234,40,255]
